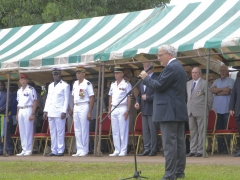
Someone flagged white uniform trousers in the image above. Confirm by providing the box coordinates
[111,105,129,155]
[48,117,66,154]
[18,107,34,153]
[74,103,89,154]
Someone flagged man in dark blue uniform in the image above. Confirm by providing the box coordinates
[0,81,14,155]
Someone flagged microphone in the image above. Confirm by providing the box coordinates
[138,65,154,78]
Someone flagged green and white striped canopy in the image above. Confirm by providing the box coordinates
[0,0,239,72]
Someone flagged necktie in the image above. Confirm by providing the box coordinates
[54,81,58,87]
[191,82,196,94]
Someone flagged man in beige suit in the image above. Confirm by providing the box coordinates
[186,67,213,157]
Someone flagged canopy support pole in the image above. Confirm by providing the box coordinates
[203,49,210,158]
[97,63,105,156]
[94,63,102,156]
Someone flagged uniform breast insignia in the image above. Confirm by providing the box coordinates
[119,88,125,91]
[79,89,85,98]
[24,93,29,97]
[196,90,202,96]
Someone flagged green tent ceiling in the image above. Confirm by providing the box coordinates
[0,0,239,84]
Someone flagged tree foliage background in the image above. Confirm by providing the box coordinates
[0,0,170,29]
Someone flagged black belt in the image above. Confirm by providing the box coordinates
[19,106,33,109]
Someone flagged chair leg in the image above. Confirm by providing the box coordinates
[109,137,114,153]
[32,138,35,153]
[43,138,49,156]
[39,139,42,153]
[12,138,17,154]
[105,139,110,153]
[16,138,21,153]
[212,136,216,155]
[136,136,140,155]
[224,135,230,154]
[68,137,73,155]
[230,134,237,155]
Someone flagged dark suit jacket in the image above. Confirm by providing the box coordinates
[0,89,12,114]
[136,73,158,116]
[143,60,188,122]
[229,77,240,117]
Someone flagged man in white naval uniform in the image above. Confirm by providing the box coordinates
[16,74,37,156]
[109,66,132,157]
[43,68,70,157]
[72,66,94,157]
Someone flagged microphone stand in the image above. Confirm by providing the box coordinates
[100,78,147,180]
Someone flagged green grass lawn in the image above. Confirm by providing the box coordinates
[0,161,239,180]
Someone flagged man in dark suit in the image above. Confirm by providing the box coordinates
[135,62,158,156]
[229,74,240,157]
[139,45,188,180]
[0,81,13,156]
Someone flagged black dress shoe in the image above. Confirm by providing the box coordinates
[57,153,64,156]
[46,153,57,157]
[7,152,14,156]
[138,151,150,156]
[186,152,195,157]
[32,151,38,154]
[194,153,202,157]
[218,149,228,154]
[176,174,185,179]
[149,151,157,156]
[88,150,94,154]
[161,177,176,180]
[233,151,240,157]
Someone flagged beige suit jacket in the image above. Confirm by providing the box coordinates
[187,78,213,117]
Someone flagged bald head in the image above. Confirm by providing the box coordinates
[192,67,202,81]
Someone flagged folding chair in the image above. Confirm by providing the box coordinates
[212,114,238,154]
[129,112,142,155]
[185,110,217,155]
[90,112,113,154]
[206,110,217,155]
[33,119,50,155]
[11,123,20,154]
[65,121,75,155]
[233,128,240,153]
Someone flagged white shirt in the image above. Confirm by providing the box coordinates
[167,58,176,65]
[17,85,37,107]
[193,77,201,88]
[108,79,132,106]
[144,72,153,92]
[72,79,94,103]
